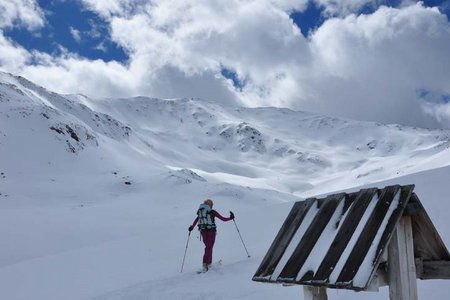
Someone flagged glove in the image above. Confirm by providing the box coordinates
[188,225,194,232]
[230,211,235,220]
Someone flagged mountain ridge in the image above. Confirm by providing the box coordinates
[2,71,450,199]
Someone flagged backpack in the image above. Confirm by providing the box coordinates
[197,204,216,230]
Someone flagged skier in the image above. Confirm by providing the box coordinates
[188,199,234,272]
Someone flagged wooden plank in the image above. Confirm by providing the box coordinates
[312,188,377,282]
[409,193,450,261]
[388,216,418,300]
[336,185,400,284]
[414,258,423,279]
[277,194,344,282]
[372,185,414,265]
[419,261,450,279]
[366,268,388,291]
[363,185,414,288]
[253,199,316,280]
[303,286,328,300]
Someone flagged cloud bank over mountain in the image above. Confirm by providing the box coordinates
[1,0,450,128]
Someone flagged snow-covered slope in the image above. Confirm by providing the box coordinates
[74,93,450,197]
[2,71,450,202]
[1,71,450,300]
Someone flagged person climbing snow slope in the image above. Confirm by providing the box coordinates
[188,199,234,272]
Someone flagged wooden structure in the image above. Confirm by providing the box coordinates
[253,185,450,299]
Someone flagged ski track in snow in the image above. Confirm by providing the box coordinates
[90,261,244,300]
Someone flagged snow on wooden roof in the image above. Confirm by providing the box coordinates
[253,184,450,291]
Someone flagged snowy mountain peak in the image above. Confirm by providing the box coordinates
[1,72,132,155]
[1,71,450,199]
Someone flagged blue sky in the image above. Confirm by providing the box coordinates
[1,0,450,128]
[4,0,127,62]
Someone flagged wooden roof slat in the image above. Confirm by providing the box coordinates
[312,188,378,282]
[362,185,415,283]
[253,199,316,279]
[336,186,401,284]
[295,195,355,282]
[278,193,345,282]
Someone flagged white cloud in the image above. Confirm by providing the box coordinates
[301,3,450,127]
[20,52,136,98]
[69,26,81,43]
[94,42,107,52]
[80,0,142,18]
[314,0,382,17]
[106,0,310,106]
[0,31,30,71]
[270,0,309,12]
[0,0,45,29]
[1,1,450,128]
[423,100,450,128]
[87,19,103,38]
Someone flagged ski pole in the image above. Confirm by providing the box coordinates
[232,215,251,258]
[180,231,191,273]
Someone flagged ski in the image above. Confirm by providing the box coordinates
[196,260,223,274]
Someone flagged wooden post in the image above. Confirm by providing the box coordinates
[388,216,418,300]
[303,286,328,300]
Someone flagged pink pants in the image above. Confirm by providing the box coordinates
[201,229,216,265]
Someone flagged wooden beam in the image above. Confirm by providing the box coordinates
[367,267,389,291]
[409,193,450,261]
[415,258,423,278]
[303,286,328,300]
[253,200,315,280]
[417,261,450,279]
[388,216,418,300]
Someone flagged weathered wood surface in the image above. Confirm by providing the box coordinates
[253,199,315,280]
[409,193,450,261]
[363,185,415,289]
[416,260,450,279]
[253,184,450,292]
[337,185,414,284]
[279,194,344,282]
[303,286,328,300]
[388,216,418,300]
[313,189,376,282]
